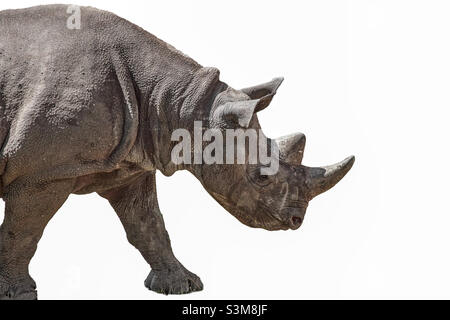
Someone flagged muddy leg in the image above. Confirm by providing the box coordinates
[100,173,203,295]
[0,179,73,300]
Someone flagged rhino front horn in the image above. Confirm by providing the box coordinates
[305,156,355,199]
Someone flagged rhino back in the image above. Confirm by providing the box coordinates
[0,5,201,186]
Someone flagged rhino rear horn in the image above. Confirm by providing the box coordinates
[276,133,306,165]
[241,77,284,112]
[304,156,355,199]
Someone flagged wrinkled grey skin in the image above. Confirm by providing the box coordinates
[0,5,354,299]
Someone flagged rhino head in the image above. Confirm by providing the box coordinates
[191,77,354,231]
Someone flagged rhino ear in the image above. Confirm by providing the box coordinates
[213,77,284,128]
[217,100,259,128]
[241,77,284,112]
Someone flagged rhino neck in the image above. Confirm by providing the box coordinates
[142,66,224,176]
[113,28,225,175]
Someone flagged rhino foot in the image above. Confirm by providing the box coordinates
[0,276,37,300]
[144,265,203,295]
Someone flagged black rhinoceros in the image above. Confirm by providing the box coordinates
[0,5,354,299]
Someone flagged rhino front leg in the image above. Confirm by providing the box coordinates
[100,173,203,295]
[0,179,73,300]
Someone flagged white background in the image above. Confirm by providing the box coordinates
[0,0,449,299]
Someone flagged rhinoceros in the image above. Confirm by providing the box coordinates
[0,5,354,299]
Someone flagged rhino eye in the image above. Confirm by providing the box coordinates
[247,169,271,187]
[255,173,272,187]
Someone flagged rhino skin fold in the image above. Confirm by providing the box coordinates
[0,5,355,299]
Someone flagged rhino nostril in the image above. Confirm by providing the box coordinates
[291,216,303,228]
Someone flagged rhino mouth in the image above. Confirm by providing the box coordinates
[209,190,304,230]
[252,202,284,230]
[256,202,304,231]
